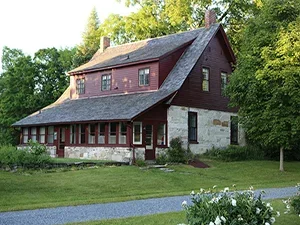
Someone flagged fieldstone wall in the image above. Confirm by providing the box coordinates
[168,106,245,154]
[64,146,145,163]
[17,145,57,158]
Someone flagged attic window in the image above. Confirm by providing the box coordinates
[102,74,111,91]
[76,78,85,94]
[202,67,209,92]
[139,68,150,86]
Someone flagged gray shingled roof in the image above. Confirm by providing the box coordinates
[13,24,220,127]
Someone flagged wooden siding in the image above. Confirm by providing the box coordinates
[159,44,189,87]
[171,31,236,112]
[70,62,159,99]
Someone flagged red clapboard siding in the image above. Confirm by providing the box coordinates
[70,62,159,99]
[172,31,237,113]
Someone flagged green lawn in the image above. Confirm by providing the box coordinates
[67,199,300,225]
[0,160,299,212]
[52,158,113,163]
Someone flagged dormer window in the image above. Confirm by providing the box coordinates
[102,74,111,91]
[139,68,150,86]
[76,78,85,94]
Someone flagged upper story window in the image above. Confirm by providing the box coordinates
[139,68,150,86]
[202,67,209,92]
[76,78,85,94]
[102,74,111,91]
[221,72,228,96]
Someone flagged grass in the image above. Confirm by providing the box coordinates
[0,160,299,212]
[68,199,299,225]
[52,158,113,163]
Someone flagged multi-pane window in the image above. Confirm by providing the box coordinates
[188,112,197,142]
[70,125,76,144]
[230,116,238,145]
[221,72,228,96]
[133,122,142,144]
[23,128,29,143]
[76,78,85,94]
[139,68,150,86]
[31,127,37,142]
[119,122,127,144]
[157,123,166,145]
[79,124,86,144]
[202,67,209,91]
[101,74,111,91]
[47,126,54,144]
[109,122,117,144]
[98,123,105,144]
[88,124,96,144]
[39,127,46,144]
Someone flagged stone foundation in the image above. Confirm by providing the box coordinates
[17,145,57,158]
[168,106,245,154]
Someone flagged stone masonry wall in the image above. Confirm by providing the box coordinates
[168,106,245,154]
[17,145,57,158]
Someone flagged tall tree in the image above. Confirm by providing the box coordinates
[226,0,300,171]
[73,7,102,67]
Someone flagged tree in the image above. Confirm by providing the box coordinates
[73,7,102,67]
[226,0,300,171]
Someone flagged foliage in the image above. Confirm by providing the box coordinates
[203,145,265,161]
[291,184,300,214]
[155,153,168,165]
[166,137,192,163]
[134,158,147,167]
[182,186,278,225]
[0,142,52,169]
[226,0,300,171]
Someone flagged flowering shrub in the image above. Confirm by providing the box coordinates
[181,186,278,225]
[291,183,300,215]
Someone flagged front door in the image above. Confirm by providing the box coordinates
[57,127,65,157]
[145,124,155,160]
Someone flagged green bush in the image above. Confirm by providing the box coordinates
[182,186,279,225]
[155,153,168,165]
[203,145,264,161]
[167,137,192,163]
[291,184,300,214]
[134,158,147,167]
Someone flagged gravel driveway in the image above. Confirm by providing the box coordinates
[0,186,297,225]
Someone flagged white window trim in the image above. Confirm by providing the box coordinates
[133,122,142,145]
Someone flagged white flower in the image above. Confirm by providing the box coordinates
[181,200,187,207]
[265,223,270,225]
[190,190,195,195]
[200,188,205,193]
[270,217,276,224]
[224,187,229,192]
[266,202,271,207]
[214,216,222,225]
[231,199,237,206]
[286,205,290,209]
[276,211,280,217]
[256,207,261,214]
[221,216,226,223]
[249,186,254,191]
[209,222,215,225]
[269,206,273,211]
[213,185,217,189]
[238,217,243,221]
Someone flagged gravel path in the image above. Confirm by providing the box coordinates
[0,186,297,225]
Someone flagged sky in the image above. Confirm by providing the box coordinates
[0,0,137,70]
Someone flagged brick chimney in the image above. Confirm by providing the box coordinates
[100,36,110,53]
[205,10,216,29]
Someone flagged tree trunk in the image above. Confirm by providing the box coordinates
[279,147,284,171]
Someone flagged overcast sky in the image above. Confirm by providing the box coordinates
[0,0,137,70]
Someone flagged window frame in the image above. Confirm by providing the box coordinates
[109,122,117,144]
[101,74,111,91]
[188,112,198,143]
[133,122,142,145]
[23,127,29,144]
[98,122,106,144]
[157,123,166,146]
[47,126,54,144]
[221,71,228,96]
[76,78,85,94]
[30,127,37,142]
[119,122,127,144]
[39,127,46,144]
[70,125,76,144]
[202,67,210,92]
[79,124,86,144]
[230,116,239,145]
[138,68,150,86]
[88,124,96,144]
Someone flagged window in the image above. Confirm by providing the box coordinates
[70,125,76,144]
[188,112,197,142]
[119,122,127,144]
[133,122,142,144]
[101,74,111,91]
[157,123,166,145]
[76,78,85,94]
[109,122,117,144]
[39,127,46,143]
[221,72,228,96]
[139,68,150,86]
[79,124,86,144]
[202,67,209,91]
[23,128,29,143]
[31,127,37,142]
[47,126,54,144]
[230,116,238,145]
[88,124,96,144]
[98,123,105,144]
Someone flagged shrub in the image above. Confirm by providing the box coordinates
[203,145,264,161]
[134,158,147,167]
[181,186,279,225]
[155,153,168,165]
[291,183,300,214]
[167,137,192,163]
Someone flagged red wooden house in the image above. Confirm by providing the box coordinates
[13,11,245,162]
